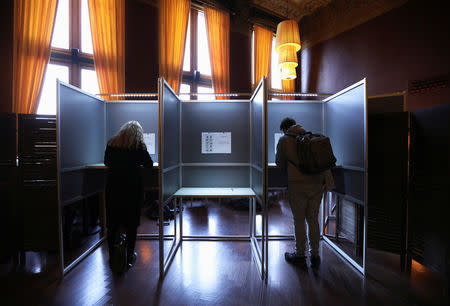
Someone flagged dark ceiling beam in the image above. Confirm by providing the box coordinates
[137,0,286,31]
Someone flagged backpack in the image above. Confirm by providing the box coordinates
[290,132,337,174]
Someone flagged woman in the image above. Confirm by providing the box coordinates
[104,121,153,270]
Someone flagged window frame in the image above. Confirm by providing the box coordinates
[181,6,213,100]
[49,0,95,88]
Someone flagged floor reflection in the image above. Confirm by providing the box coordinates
[137,191,295,238]
[180,242,220,294]
[138,243,153,264]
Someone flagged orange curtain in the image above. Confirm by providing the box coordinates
[12,0,58,114]
[282,79,295,100]
[253,25,272,88]
[88,0,125,100]
[204,6,229,100]
[159,0,190,93]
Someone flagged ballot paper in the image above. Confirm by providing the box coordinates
[274,133,283,154]
[143,133,155,154]
[201,132,231,154]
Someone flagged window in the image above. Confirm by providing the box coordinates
[37,0,99,115]
[37,64,69,115]
[271,37,282,90]
[81,68,100,95]
[179,83,191,100]
[181,7,213,100]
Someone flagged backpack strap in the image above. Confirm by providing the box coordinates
[285,132,296,138]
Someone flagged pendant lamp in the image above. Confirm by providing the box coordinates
[275,18,301,80]
[278,44,298,81]
[275,20,301,54]
[278,45,298,68]
[280,66,296,80]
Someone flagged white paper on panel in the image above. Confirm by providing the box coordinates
[143,133,155,154]
[274,133,283,154]
[201,132,232,154]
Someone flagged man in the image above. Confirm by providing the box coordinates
[275,117,333,268]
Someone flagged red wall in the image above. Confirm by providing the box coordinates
[125,1,159,94]
[300,0,450,111]
[230,29,252,94]
[0,0,14,113]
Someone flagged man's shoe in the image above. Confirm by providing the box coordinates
[284,252,307,267]
[127,252,137,269]
[310,255,321,268]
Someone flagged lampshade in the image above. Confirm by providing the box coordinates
[280,65,296,80]
[278,45,298,69]
[275,20,301,53]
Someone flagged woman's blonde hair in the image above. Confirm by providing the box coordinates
[108,121,146,150]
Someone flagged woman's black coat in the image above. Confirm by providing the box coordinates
[104,144,153,229]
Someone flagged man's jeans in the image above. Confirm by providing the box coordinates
[287,182,323,256]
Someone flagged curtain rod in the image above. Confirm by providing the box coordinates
[191,0,229,14]
[250,20,277,33]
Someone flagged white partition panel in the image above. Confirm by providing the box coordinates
[58,83,105,171]
[57,81,106,277]
[250,77,268,280]
[181,101,250,188]
[323,78,367,275]
[158,78,182,277]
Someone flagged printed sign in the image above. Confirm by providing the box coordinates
[274,133,283,154]
[201,132,232,154]
[143,133,155,154]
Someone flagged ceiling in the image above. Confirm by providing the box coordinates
[251,0,333,22]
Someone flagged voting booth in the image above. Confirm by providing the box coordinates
[56,77,367,278]
[265,80,367,274]
[157,77,269,278]
[57,82,159,276]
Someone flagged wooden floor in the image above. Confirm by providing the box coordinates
[1,195,448,306]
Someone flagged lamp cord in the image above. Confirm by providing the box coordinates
[286,0,288,19]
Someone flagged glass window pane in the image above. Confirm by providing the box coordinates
[198,86,214,101]
[51,0,69,49]
[81,0,94,54]
[183,15,191,72]
[271,37,282,90]
[180,83,191,100]
[81,69,100,95]
[37,64,69,115]
[197,11,211,76]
